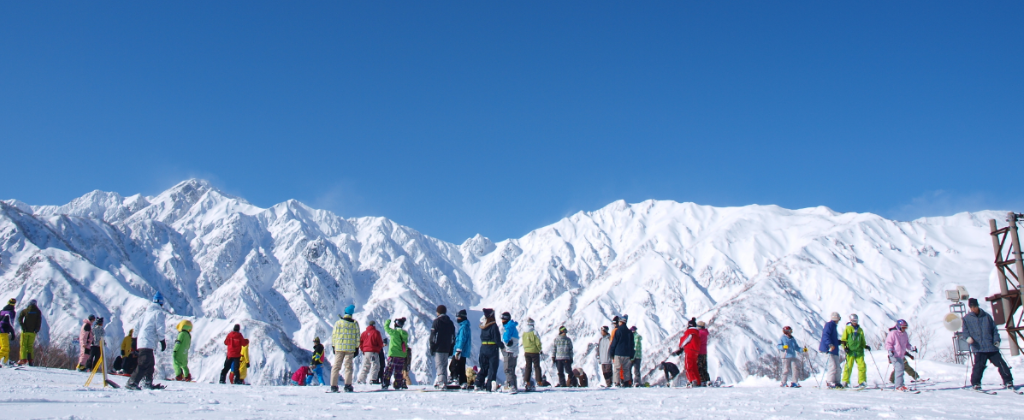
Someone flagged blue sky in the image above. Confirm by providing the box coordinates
[1,2,1021,243]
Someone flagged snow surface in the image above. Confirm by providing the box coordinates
[4,354,1024,419]
[0,179,1020,386]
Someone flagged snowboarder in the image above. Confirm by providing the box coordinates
[962,298,1014,390]
[597,326,612,386]
[0,299,16,365]
[381,317,409,390]
[818,312,843,388]
[840,314,870,388]
[777,326,801,388]
[631,326,643,387]
[429,305,456,389]
[219,324,249,384]
[291,365,313,385]
[661,361,681,386]
[116,328,137,374]
[311,337,326,386]
[672,318,701,387]
[475,308,504,391]
[16,299,42,366]
[126,292,167,390]
[522,318,543,391]
[173,320,192,381]
[330,305,361,393]
[609,316,635,387]
[449,309,472,388]
[697,321,710,386]
[552,326,574,387]
[77,315,95,371]
[357,322,384,384]
[500,311,520,392]
[885,319,915,391]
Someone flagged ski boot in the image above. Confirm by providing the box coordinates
[344,385,354,393]
[790,382,801,388]
[175,375,183,381]
[330,385,339,393]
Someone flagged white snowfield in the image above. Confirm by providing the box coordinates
[0,179,1017,385]
[3,356,1024,420]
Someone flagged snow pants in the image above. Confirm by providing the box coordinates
[842,354,866,385]
[523,353,542,387]
[613,355,633,385]
[448,354,467,385]
[358,352,380,383]
[330,351,355,387]
[825,353,842,386]
[889,360,919,382]
[0,333,9,364]
[173,350,189,378]
[971,351,1013,387]
[683,350,700,384]
[433,352,449,386]
[698,354,710,384]
[503,351,518,389]
[890,355,906,388]
[20,332,36,363]
[662,362,680,385]
[127,348,155,388]
[220,356,241,384]
[87,345,101,371]
[382,356,406,388]
[632,358,642,385]
[475,347,500,390]
[554,359,573,387]
[78,345,91,368]
[780,357,800,384]
[601,363,613,386]
[312,364,326,385]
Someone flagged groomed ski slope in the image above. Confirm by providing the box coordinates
[4,353,1024,419]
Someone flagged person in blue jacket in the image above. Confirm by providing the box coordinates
[818,312,842,389]
[500,312,520,393]
[777,326,801,388]
[449,309,473,388]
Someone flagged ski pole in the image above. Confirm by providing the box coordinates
[866,349,886,391]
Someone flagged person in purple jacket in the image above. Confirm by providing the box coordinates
[818,312,842,389]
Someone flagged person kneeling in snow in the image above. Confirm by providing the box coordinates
[292,365,314,385]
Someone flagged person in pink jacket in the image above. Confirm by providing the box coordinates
[77,315,96,371]
[884,319,915,391]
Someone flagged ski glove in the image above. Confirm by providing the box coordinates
[454,350,461,360]
[864,346,871,351]
[160,340,166,352]
[906,353,914,360]
[506,340,513,347]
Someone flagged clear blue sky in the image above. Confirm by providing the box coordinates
[2,2,1021,243]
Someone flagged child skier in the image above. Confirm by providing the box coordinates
[173,320,192,381]
[885,319,915,391]
[777,326,801,387]
[311,337,326,386]
[291,365,314,385]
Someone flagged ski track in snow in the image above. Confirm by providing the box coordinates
[3,364,1024,420]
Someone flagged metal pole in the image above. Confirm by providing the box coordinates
[990,218,1019,356]
[1006,213,1023,356]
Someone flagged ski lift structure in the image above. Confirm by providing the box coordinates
[942,286,971,364]
[986,213,1024,356]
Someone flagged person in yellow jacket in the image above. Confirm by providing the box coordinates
[330,305,361,393]
[840,314,870,389]
[521,318,543,391]
[239,345,250,382]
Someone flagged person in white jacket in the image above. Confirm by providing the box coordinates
[126,292,168,390]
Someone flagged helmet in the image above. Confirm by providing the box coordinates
[849,314,859,322]
[896,319,908,329]
[830,312,841,321]
[782,326,793,333]
[153,292,165,306]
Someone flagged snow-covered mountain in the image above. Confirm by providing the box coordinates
[0,180,1009,384]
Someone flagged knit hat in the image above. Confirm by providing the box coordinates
[7,298,15,305]
[849,314,859,322]
[483,308,495,320]
[344,304,355,315]
[601,326,609,333]
[697,321,706,328]
[233,324,241,332]
[457,309,468,319]
[559,326,567,334]
[28,299,36,306]
[314,337,320,343]
[395,317,406,328]
[629,326,637,332]
[96,317,104,325]
[830,312,841,321]
[621,314,628,322]
[88,314,96,321]
[687,317,697,328]
[368,320,376,326]
[968,298,979,308]
[526,318,535,327]
[152,291,164,305]
[437,305,447,315]
[611,315,620,324]
[500,312,511,322]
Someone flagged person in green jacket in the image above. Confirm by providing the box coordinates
[521,318,543,391]
[840,314,871,388]
[631,326,643,387]
[381,317,409,390]
[173,320,193,381]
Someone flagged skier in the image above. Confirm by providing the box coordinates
[777,326,801,388]
[962,298,1014,390]
[885,319,915,391]
[500,311,520,392]
[672,318,701,387]
[697,321,710,386]
[521,318,543,391]
[608,316,635,387]
[660,361,681,386]
[381,317,409,390]
[310,337,326,386]
[429,305,456,389]
[0,299,16,365]
[552,326,574,387]
[126,292,167,390]
[449,309,472,388]
[291,365,313,385]
[631,326,643,387]
[88,317,105,371]
[475,309,505,391]
[219,324,249,384]
[840,314,870,389]
[357,322,384,384]
[330,305,361,393]
[77,315,95,371]
[16,299,42,366]
[173,320,192,381]
[818,312,843,388]
[597,326,613,386]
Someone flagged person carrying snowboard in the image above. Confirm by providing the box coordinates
[818,312,843,388]
[631,326,643,387]
[429,305,456,389]
[500,311,520,392]
[609,316,635,387]
[597,326,613,386]
[475,309,505,391]
[697,321,710,386]
[77,315,95,371]
[777,326,801,387]
[449,310,472,388]
[16,299,42,366]
[672,318,701,387]
[840,314,870,389]
[552,326,574,387]
[381,317,409,390]
[330,305,361,393]
[173,320,192,381]
[885,319,915,391]
[357,322,383,384]
[311,337,326,386]
[0,299,16,365]
[126,292,167,390]
[962,298,1014,390]
[522,318,543,391]
[219,324,249,384]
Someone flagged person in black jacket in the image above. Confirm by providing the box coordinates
[475,308,505,391]
[429,305,456,389]
[608,316,635,387]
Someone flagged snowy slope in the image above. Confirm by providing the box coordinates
[0,180,1012,385]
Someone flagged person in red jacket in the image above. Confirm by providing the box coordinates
[357,321,385,384]
[672,318,701,387]
[291,365,313,386]
[219,324,249,384]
